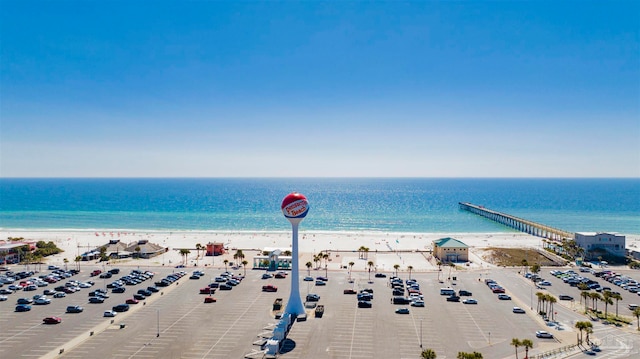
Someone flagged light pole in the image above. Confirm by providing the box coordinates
[530,287,533,310]
[156,309,160,337]
[420,318,423,348]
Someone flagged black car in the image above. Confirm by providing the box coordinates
[133,294,146,300]
[374,273,387,278]
[112,303,130,312]
[306,294,321,302]
[219,284,232,290]
[459,290,472,296]
[108,268,120,274]
[137,289,152,296]
[112,287,126,293]
[392,288,405,296]
[88,296,105,303]
[358,300,372,308]
[147,286,159,293]
[446,296,461,302]
[559,295,574,301]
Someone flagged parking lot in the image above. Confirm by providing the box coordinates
[2,264,639,358]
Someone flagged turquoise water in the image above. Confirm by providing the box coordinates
[0,178,638,234]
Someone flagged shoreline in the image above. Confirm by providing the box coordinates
[3,229,639,273]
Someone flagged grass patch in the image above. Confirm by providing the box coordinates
[482,247,558,267]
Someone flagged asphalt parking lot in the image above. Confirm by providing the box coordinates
[2,264,638,359]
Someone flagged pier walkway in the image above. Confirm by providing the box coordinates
[459,202,574,241]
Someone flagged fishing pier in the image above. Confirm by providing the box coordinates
[459,202,574,241]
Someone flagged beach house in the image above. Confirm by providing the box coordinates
[433,237,469,263]
[574,232,626,260]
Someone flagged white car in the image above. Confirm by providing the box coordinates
[0,295,7,301]
[34,297,51,305]
[79,282,92,288]
[536,330,553,339]
[538,281,552,286]
[103,310,117,317]
[411,300,425,307]
[512,307,526,313]
[462,298,478,304]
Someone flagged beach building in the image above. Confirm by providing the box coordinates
[206,242,225,256]
[125,239,165,259]
[252,248,292,271]
[0,241,35,264]
[574,232,626,259]
[433,237,469,263]
[102,239,131,259]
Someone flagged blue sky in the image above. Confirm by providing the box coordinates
[1,1,638,177]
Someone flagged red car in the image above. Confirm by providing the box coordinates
[199,287,215,294]
[91,270,102,277]
[204,297,217,303]
[43,316,62,324]
[125,298,139,305]
[262,285,278,292]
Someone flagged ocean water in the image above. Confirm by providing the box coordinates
[0,178,638,235]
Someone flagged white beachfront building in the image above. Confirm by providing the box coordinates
[574,232,626,259]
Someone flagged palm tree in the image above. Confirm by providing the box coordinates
[305,261,312,276]
[612,292,623,317]
[603,291,613,319]
[589,292,602,313]
[363,247,369,260]
[74,255,82,271]
[195,243,202,259]
[393,264,400,276]
[348,261,355,281]
[134,246,141,259]
[536,292,545,313]
[223,259,229,272]
[511,338,521,359]
[323,253,329,277]
[580,291,590,312]
[63,258,69,271]
[575,321,592,345]
[585,326,593,345]
[313,254,320,269]
[358,246,366,259]
[521,338,533,358]
[421,348,437,359]
[179,248,190,265]
[407,265,414,280]
[367,261,374,282]
[436,260,443,281]
[547,295,557,321]
[521,259,528,274]
[242,260,248,276]
[633,307,640,330]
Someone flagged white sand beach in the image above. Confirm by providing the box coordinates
[3,230,639,273]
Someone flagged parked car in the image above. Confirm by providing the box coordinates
[204,296,217,303]
[536,330,554,339]
[513,307,526,313]
[88,296,105,303]
[53,292,66,298]
[316,276,328,281]
[497,294,512,300]
[559,295,574,301]
[274,272,287,279]
[112,287,126,293]
[125,298,139,305]
[17,298,33,304]
[43,316,62,324]
[15,304,31,312]
[66,305,84,313]
[458,290,473,296]
[34,297,51,305]
[462,298,478,305]
[343,289,357,295]
[315,280,326,286]
[112,304,130,312]
[219,284,232,290]
[262,285,278,292]
[446,296,461,302]
[261,273,273,279]
[306,294,320,302]
[374,273,386,278]
[411,300,425,307]
[133,294,145,300]
[104,310,117,317]
[303,276,314,281]
[395,308,410,314]
[358,301,372,308]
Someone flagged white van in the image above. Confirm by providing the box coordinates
[440,288,455,296]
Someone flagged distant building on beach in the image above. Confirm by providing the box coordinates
[252,248,292,271]
[81,239,165,261]
[206,242,225,256]
[0,241,36,264]
[433,237,469,263]
[574,232,626,259]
